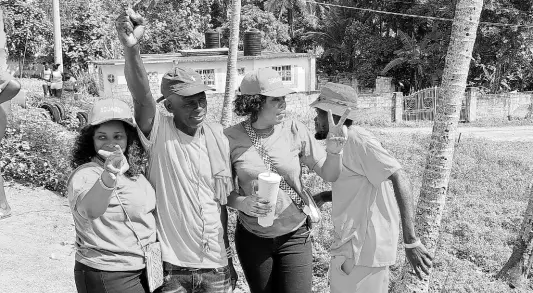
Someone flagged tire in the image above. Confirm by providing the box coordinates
[40,102,61,123]
[53,102,67,120]
[76,112,87,129]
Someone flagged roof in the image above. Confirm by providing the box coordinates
[89,51,315,66]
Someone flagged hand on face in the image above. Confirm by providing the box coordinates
[325,108,350,154]
[115,8,145,48]
[98,145,129,176]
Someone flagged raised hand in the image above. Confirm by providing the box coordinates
[325,108,350,154]
[115,8,146,48]
[405,243,433,280]
[97,145,129,176]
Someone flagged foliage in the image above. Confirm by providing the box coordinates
[2,0,52,60]
[221,4,290,52]
[0,106,75,194]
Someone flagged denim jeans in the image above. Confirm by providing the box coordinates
[154,262,232,293]
[74,261,149,293]
[235,221,312,293]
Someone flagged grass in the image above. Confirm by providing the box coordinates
[12,78,533,292]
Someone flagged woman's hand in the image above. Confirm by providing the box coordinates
[325,109,351,154]
[97,145,129,177]
[239,181,272,217]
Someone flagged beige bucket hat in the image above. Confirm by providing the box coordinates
[309,82,359,120]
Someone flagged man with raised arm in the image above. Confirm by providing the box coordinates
[115,9,237,293]
[311,83,433,293]
[0,71,21,220]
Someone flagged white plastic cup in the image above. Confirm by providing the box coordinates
[257,172,281,227]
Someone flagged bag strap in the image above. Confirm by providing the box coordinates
[242,120,306,211]
[114,188,146,255]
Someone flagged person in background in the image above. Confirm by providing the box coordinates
[42,63,52,97]
[49,63,63,98]
[224,68,349,293]
[68,99,157,293]
[0,71,21,219]
[311,82,433,293]
[116,8,237,293]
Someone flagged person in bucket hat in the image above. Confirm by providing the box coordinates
[116,8,237,293]
[68,98,157,293]
[311,83,433,293]
[223,70,349,293]
[0,71,21,220]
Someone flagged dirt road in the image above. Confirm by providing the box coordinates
[375,125,533,142]
[0,184,76,293]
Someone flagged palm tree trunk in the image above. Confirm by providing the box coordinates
[220,0,241,128]
[0,8,7,72]
[391,0,483,292]
[496,183,533,289]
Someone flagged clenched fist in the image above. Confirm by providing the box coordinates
[115,8,146,48]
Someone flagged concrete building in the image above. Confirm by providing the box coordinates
[88,49,317,99]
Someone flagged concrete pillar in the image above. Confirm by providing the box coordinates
[466,87,478,122]
[393,92,403,122]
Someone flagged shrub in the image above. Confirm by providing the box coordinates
[0,106,75,194]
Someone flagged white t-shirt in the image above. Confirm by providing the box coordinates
[68,162,157,271]
[138,109,227,268]
[331,126,401,267]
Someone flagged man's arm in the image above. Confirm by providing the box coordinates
[124,45,156,136]
[389,169,433,280]
[0,79,21,104]
[220,205,238,289]
[116,9,156,137]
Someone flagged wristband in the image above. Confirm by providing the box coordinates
[226,247,235,259]
[327,150,343,156]
[98,173,116,191]
[404,239,422,249]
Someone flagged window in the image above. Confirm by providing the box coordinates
[271,65,292,82]
[195,69,215,86]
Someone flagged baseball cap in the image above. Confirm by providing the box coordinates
[86,99,135,128]
[238,68,297,97]
[158,67,214,102]
[310,82,359,120]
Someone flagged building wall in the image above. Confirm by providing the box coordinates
[94,56,315,99]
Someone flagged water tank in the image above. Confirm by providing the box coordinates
[205,30,221,49]
[243,29,262,56]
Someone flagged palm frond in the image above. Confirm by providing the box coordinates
[397,29,415,51]
[381,58,405,75]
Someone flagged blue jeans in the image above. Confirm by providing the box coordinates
[74,261,149,293]
[155,262,231,293]
[235,221,312,293]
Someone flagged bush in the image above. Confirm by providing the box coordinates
[0,106,75,195]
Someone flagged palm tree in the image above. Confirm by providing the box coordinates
[496,182,533,289]
[264,0,307,51]
[220,0,241,128]
[391,0,483,292]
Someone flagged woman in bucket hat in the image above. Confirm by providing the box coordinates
[68,99,157,293]
[224,68,350,293]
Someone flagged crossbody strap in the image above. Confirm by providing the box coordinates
[242,120,306,211]
[114,188,146,256]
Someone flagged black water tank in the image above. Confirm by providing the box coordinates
[205,30,221,49]
[243,29,262,56]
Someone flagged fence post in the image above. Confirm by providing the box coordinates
[393,92,403,122]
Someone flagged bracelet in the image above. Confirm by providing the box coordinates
[98,173,116,191]
[225,247,235,259]
[404,239,422,249]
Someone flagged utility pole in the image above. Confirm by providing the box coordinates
[52,0,63,72]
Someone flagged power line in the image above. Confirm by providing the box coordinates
[306,0,533,29]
